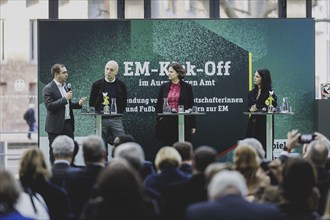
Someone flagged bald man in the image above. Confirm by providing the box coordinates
[89,60,127,152]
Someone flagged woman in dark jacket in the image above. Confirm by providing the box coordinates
[245,68,277,153]
[155,62,196,146]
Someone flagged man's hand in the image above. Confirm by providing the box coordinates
[314,131,329,141]
[286,129,301,151]
[65,91,73,100]
[249,104,257,112]
[79,97,87,106]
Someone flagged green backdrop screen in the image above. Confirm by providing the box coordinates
[38,19,314,160]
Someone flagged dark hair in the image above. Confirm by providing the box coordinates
[255,68,272,91]
[112,134,135,157]
[193,146,217,172]
[51,63,65,78]
[0,169,21,212]
[167,62,186,80]
[173,141,193,161]
[113,134,135,147]
[281,157,316,202]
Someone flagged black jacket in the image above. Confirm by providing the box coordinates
[89,78,127,113]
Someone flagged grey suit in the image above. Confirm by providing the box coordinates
[43,80,82,162]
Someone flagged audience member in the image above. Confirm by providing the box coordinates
[50,135,75,188]
[185,170,282,220]
[234,145,270,200]
[204,162,234,185]
[163,145,217,219]
[114,141,155,179]
[64,135,107,218]
[238,137,265,160]
[81,159,156,220]
[112,134,135,157]
[18,148,72,220]
[306,138,330,215]
[173,141,194,176]
[144,146,190,196]
[281,157,320,219]
[0,169,34,220]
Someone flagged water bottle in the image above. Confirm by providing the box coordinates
[282,97,289,113]
[111,98,117,114]
[163,98,171,113]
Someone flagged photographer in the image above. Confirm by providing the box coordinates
[279,130,328,159]
[275,130,330,215]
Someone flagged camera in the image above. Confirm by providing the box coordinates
[298,134,316,144]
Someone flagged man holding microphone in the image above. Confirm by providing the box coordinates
[43,63,86,163]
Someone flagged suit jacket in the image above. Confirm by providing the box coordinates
[43,81,82,134]
[89,78,127,113]
[163,173,207,219]
[185,194,282,220]
[64,164,104,218]
[144,166,190,196]
[50,161,71,188]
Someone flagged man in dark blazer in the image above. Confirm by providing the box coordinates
[50,135,75,188]
[185,170,282,220]
[163,146,217,219]
[64,135,107,218]
[43,63,86,163]
[89,60,127,152]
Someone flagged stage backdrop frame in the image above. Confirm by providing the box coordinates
[38,18,315,161]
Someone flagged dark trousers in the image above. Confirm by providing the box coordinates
[48,119,74,164]
[27,123,34,139]
[245,115,275,155]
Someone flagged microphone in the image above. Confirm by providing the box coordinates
[67,83,72,91]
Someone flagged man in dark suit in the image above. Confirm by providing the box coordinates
[43,63,86,163]
[306,138,330,215]
[163,146,217,219]
[64,135,107,218]
[89,60,127,151]
[50,135,75,188]
[185,170,282,220]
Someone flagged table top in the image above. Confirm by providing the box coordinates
[157,112,206,116]
[80,112,123,117]
[243,111,294,115]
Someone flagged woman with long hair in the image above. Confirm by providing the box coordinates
[245,68,277,154]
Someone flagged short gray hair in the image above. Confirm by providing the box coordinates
[208,170,248,200]
[307,139,329,167]
[52,135,74,157]
[238,138,265,159]
[114,142,145,171]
